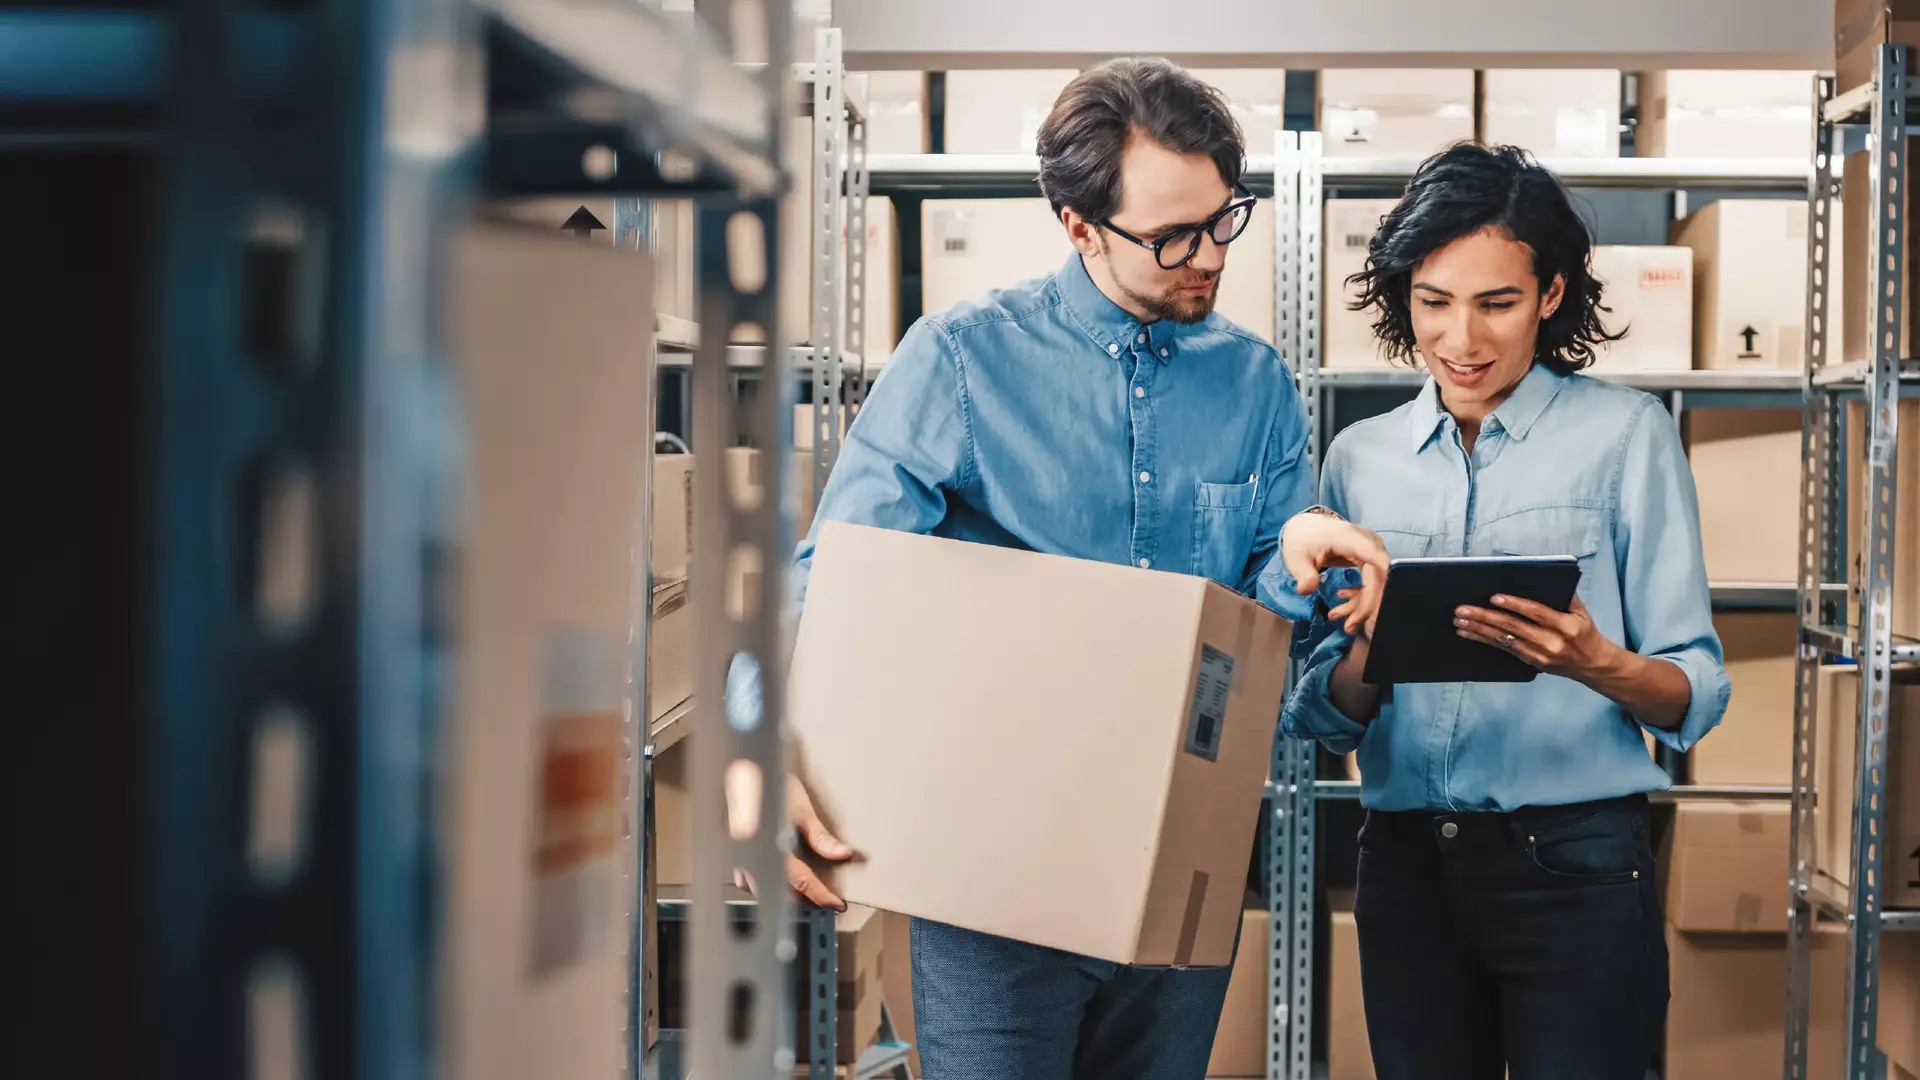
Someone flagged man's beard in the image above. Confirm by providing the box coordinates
[1120,271,1219,325]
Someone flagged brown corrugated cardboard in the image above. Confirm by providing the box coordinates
[1587,246,1693,371]
[1673,198,1843,372]
[1687,408,1802,586]
[1217,198,1277,341]
[1883,932,1920,1076]
[647,580,692,725]
[1846,399,1920,641]
[921,199,1071,313]
[1842,140,1920,363]
[443,221,651,1080]
[1329,894,1375,1080]
[1323,199,1401,369]
[1318,70,1474,159]
[794,904,886,1064]
[652,454,694,584]
[1634,71,1816,160]
[1836,0,1920,89]
[1205,901,1270,1078]
[652,742,690,886]
[943,70,1078,153]
[864,72,929,155]
[1814,664,1920,909]
[1481,70,1620,158]
[1664,922,1847,1080]
[788,523,1292,966]
[879,911,920,1077]
[1660,802,1790,933]
[1688,613,1799,786]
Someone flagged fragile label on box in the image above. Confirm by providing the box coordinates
[528,632,625,979]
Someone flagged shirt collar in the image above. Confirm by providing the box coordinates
[1407,362,1568,452]
[1052,253,1182,363]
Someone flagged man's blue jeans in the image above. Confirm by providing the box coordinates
[909,916,1237,1080]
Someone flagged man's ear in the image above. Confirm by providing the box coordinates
[1061,207,1102,259]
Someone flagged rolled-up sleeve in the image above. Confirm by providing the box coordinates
[1244,359,1358,642]
[1275,442,1372,752]
[1616,401,1731,752]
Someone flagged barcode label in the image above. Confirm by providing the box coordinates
[1185,644,1234,762]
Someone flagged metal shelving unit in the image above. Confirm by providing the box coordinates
[1276,129,1838,1080]
[1785,48,1920,1080]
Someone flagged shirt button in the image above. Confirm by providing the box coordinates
[1134,386,1146,399]
[1159,348,1169,358]
[1107,343,1119,356]
[1440,822,1459,839]
[1138,558,1151,569]
[1136,333,1146,344]
[1139,471,1152,484]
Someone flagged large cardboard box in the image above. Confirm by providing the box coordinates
[864,72,929,155]
[653,199,697,324]
[1687,408,1802,586]
[1664,922,1847,1080]
[444,222,651,1080]
[1481,70,1620,158]
[921,199,1071,313]
[1318,70,1474,159]
[1205,901,1271,1078]
[1660,802,1791,933]
[1587,245,1693,371]
[1688,613,1800,786]
[1814,664,1920,909]
[1835,0,1920,90]
[1322,199,1401,369]
[789,523,1292,966]
[1634,71,1816,160]
[793,904,886,1065]
[1329,895,1375,1080]
[943,70,1078,154]
[1846,399,1920,641]
[1673,198,1843,372]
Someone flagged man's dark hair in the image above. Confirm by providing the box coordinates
[1035,57,1245,224]
[1349,142,1624,376]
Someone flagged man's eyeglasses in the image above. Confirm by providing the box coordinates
[1099,189,1257,271]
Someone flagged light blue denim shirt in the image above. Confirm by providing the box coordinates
[1280,364,1732,812]
[790,253,1328,619]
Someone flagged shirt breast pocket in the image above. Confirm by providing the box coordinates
[1483,506,1608,608]
[1191,478,1258,587]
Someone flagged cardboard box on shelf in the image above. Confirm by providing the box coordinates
[1664,922,1847,1080]
[1329,893,1375,1080]
[1883,932,1920,1076]
[1846,399,1920,642]
[1634,71,1816,160]
[443,222,651,1080]
[920,199,1072,312]
[789,523,1293,966]
[792,403,847,455]
[1687,408,1802,586]
[1659,801,1790,933]
[864,71,930,155]
[1195,68,1290,160]
[652,199,698,324]
[1835,0,1920,89]
[1814,664,1920,910]
[651,742,690,886]
[1673,197,1843,372]
[647,579,692,726]
[1688,612,1799,786]
[793,904,887,1065]
[859,196,901,362]
[879,911,920,1078]
[1586,245,1693,371]
[943,70,1079,154]
[1318,70,1474,159]
[1480,70,1620,158]
[1205,900,1271,1078]
[1322,198,1401,369]
[1842,140,1920,364]
[652,454,694,584]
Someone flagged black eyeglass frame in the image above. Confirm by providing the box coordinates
[1097,186,1258,270]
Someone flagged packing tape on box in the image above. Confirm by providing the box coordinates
[1174,869,1211,968]
[1232,605,1255,698]
[1736,892,1764,929]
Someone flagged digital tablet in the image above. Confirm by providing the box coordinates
[1359,555,1582,685]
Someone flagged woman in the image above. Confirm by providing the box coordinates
[1281,143,1731,1080]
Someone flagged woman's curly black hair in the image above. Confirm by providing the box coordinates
[1347,142,1625,375]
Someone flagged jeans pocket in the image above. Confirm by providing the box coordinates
[1520,809,1646,884]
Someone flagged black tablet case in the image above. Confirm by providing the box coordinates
[1360,556,1582,685]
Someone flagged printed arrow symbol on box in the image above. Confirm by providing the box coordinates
[1739,326,1759,352]
[562,206,607,240]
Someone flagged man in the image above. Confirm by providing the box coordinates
[781,57,1386,1079]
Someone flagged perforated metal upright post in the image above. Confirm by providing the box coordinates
[846,78,872,409]
[1785,71,1841,1080]
[686,3,798,1079]
[1844,43,1907,1080]
[810,27,850,511]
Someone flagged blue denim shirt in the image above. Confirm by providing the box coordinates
[790,253,1327,618]
[1281,364,1732,812]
